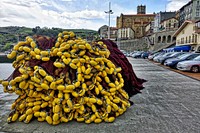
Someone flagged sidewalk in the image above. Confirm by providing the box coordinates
[0,58,200,133]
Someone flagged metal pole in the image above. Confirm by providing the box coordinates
[105,2,113,39]
[108,2,111,39]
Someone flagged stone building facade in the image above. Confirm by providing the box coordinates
[116,5,155,39]
[148,30,176,52]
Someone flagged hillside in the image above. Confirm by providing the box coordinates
[0,26,98,52]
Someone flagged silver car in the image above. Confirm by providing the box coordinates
[176,55,200,73]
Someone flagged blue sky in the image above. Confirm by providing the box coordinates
[0,0,190,31]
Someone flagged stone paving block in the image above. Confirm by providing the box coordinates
[0,59,200,133]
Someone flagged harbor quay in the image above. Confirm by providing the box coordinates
[0,58,200,133]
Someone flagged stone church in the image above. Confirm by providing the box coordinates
[116,5,155,39]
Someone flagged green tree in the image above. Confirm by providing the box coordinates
[2,42,12,51]
[32,26,41,34]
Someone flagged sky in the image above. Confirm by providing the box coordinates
[0,0,190,31]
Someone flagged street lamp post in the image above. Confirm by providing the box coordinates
[105,2,113,39]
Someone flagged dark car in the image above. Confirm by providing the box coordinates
[131,51,144,58]
[164,53,200,68]
[159,52,187,65]
[141,52,150,59]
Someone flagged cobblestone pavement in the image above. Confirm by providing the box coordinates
[0,58,200,133]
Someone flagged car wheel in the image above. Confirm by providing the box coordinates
[172,63,178,69]
[190,66,199,73]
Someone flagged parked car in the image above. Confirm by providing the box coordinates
[153,52,170,62]
[164,53,200,68]
[141,52,150,59]
[176,55,200,73]
[148,52,162,60]
[159,52,187,65]
[131,51,144,58]
[152,52,165,62]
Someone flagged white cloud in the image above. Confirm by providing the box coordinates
[0,0,107,30]
[61,9,105,19]
[3,0,187,30]
[60,0,74,1]
[112,3,137,15]
[166,0,190,11]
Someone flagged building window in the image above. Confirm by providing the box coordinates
[158,36,161,43]
[181,38,184,44]
[189,36,191,43]
[196,9,200,16]
[192,34,194,42]
[195,35,198,43]
[173,23,176,28]
[173,37,176,42]
[182,30,184,34]
[167,35,171,43]
[162,36,166,43]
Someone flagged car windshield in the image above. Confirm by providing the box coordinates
[177,53,191,59]
[151,52,160,57]
[193,55,200,61]
[163,52,172,57]
[173,52,186,57]
[153,52,159,55]
[169,52,178,57]
[158,52,165,56]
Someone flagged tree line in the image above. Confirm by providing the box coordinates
[0,26,98,52]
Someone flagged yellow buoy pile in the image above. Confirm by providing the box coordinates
[0,31,130,125]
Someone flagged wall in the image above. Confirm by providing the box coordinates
[116,38,148,52]
[114,30,176,52]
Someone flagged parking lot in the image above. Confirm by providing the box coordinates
[150,60,200,81]
[127,51,200,81]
